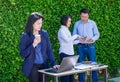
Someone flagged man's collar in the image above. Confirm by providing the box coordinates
[80,19,90,23]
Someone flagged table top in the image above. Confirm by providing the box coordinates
[38,65,108,77]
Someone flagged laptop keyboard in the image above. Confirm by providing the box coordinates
[45,68,58,73]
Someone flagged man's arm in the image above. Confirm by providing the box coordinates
[92,22,100,42]
[73,22,78,35]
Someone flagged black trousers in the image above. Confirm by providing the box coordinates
[60,53,74,82]
[29,64,48,82]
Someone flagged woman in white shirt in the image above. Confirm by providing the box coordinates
[58,15,81,82]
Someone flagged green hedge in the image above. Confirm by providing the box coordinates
[0,0,120,81]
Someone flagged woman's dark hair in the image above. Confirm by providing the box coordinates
[24,12,44,34]
[80,8,89,14]
[60,15,71,26]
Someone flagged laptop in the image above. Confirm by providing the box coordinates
[45,55,79,73]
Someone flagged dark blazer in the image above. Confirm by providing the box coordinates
[20,30,56,77]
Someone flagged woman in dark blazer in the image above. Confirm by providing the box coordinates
[20,12,59,82]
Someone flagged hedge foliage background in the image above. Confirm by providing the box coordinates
[0,0,120,81]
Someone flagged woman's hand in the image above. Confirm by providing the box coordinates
[33,35,41,47]
[77,35,84,43]
[53,65,60,69]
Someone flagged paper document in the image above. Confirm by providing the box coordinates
[74,64,94,70]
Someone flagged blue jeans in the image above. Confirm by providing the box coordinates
[77,44,98,82]
[60,53,74,82]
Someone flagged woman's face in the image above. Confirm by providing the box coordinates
[33,18,42,32]
[66,18,71,28]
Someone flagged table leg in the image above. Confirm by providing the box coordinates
[103,68,108,82]
[90,71,92,82]
[54,76,58,82]
[43,74,45,82]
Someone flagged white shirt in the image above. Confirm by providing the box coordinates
[58,25,79,55]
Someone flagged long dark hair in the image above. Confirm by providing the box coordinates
[24,12,44,35]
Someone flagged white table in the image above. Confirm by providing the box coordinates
[38,65,108,82]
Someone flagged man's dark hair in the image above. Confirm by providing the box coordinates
[24,12,44,35]
[80,8,89,14]
[60,15,71,26]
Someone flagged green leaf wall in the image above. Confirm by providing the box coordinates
[0,0,120,81]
